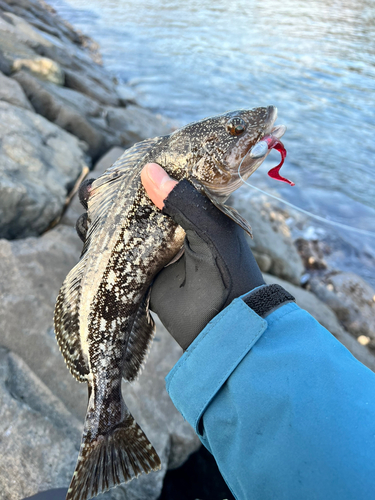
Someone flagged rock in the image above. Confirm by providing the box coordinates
[230,191,305,285]
[263,273,375,372]
[309,272,375,341]
[116,83,138,105]
[64,68,119,107]
[13,56,65,84]
[0,225,88,418]
[0,70,33,109]
[0,347,81,500]
[13,70,173,160]
[12,69,106,159]
[105,105,174,145]
[0,16,37,75]
[295,238,329,270]
[0,222,199,499]
[0,100,88,239]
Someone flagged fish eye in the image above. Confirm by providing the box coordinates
[226,117,247,136]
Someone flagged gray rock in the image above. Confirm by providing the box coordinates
[0,16,37,74]
[309,272,375,341]
[0,347,81,500]
[13,70,173,159]
[264,273,375,372]
[0,100,88,239]
[12,69,106,159]
[64,68,119,107]
[0,1,108,91]
[0,225,88,418]
[0,70,33,109]
[231,190,305,285]
[105,105,174,145]
[0,222,199,499]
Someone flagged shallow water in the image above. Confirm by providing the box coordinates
[49,0,375,285]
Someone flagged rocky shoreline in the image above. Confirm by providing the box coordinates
[0,1,374,499]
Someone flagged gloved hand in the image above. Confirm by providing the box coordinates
[141,164,265,350]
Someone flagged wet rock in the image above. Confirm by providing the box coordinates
[13,56,64,84]
[0,347,81,500]
[309,272,375,341]
[0,71,33,109]
[0,100,88,239]
[231,191,304,285]
[264,273,375,372]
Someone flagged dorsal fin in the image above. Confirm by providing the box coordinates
[81,137,164,259]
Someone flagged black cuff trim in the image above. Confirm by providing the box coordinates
[243,284,295,317]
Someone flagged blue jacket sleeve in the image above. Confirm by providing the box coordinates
[165,298,375,500]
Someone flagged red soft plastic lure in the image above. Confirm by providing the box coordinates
[262,135,295,186]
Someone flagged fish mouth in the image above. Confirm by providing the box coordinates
[238,106,289,182]
[263,105,287,144]
[202,106,290,199]
[224,107,288,195]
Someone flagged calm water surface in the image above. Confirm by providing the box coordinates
[50,0,375,284]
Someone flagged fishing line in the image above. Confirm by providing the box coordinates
[237,161,375,239]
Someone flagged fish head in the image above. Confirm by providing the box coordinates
[183,105,286,198]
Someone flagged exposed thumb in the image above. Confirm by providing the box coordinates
[141,163,178,210]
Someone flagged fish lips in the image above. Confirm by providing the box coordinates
[239,122,287,176]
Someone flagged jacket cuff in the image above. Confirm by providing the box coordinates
[165,297,267,435]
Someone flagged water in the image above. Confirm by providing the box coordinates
[49,0,375,285]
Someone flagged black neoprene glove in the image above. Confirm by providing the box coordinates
[150,180,265,350]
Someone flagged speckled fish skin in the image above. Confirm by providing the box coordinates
[54,106,280,500]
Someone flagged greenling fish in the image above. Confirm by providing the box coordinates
[54,106,289,500]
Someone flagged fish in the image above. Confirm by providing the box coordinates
[53,105,289,500]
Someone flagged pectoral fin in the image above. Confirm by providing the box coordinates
[122,288,156,383]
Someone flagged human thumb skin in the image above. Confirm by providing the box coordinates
[141,163,178,210]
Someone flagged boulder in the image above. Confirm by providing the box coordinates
[309,272,375,342]
[0,100,88,239]
[263,273,375,372]
[105,105,174,145]
[12,70,107,159]
[0,16,37,75]
[0,347,81,500]
[0,222,199,499]
[13,70,174,160]
[0,70,33,109]
[230,191,305,285]
[64,68,120,107]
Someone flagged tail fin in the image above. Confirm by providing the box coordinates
[66,413,161,500]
